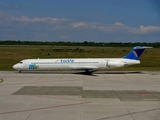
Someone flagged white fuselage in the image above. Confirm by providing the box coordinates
[13,58,140,71]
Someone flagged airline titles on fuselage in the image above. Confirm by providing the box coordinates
[29,59,99,66]
[60,59,74,63]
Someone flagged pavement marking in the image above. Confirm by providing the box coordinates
[0,78,3,83]
[0,101,92,115]
[138,91,150,94]
[0,79,79,86]
[96,107,160,120]
[12,87,160,100]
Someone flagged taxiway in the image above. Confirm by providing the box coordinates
[0,71,160,120]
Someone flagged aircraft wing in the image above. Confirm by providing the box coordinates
[71,66,99,70]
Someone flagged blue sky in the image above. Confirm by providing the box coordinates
[0,0,160,42]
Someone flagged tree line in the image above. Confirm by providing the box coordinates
[0,40,160,48]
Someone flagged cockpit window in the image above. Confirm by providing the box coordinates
[19,61,23,64]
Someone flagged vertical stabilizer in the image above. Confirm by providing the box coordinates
[123,46,152,60]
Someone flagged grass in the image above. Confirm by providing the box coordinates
[0,45,160,71]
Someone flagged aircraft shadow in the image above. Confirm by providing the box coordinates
[73,72,98,76]
[14,71,98,76]
[13,71,143,75]
[103,71,143,74]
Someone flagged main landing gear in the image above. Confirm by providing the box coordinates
[85,69,89,73]
[18,70,21,73]
[85,69,98,75]
[85,70,92,75]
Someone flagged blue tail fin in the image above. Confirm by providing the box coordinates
[124,46,152,60]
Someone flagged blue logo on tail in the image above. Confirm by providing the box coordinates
[123,46,149,60]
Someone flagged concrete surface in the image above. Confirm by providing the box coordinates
[0,71,160,120]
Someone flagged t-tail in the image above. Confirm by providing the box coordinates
[124,46,152,60]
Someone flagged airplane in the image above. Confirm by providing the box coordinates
[13,46,152,73]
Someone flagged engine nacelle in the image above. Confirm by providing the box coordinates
[107,61,125,68]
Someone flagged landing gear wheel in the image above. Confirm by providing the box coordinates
[18,70,21,73]
[85,69,89,73]
[85,70,92,75]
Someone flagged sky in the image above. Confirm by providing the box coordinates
[0,0,160,42]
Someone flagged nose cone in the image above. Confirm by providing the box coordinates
[13,64,18,70]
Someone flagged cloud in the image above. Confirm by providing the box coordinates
[6,15,160,35]
[11,16,126,32]
[10,15,160,35]
[9,15,160,35]
[71,22,88,28]
[11,16,71,24]
[130,25,160,34]
[1,13,160,42]
[95,22,125,32]
[70,21,125,32]
[115,22,124,26]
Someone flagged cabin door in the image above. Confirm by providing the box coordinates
[106,60,109,68]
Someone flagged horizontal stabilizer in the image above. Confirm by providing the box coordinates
[133,46,153,49]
